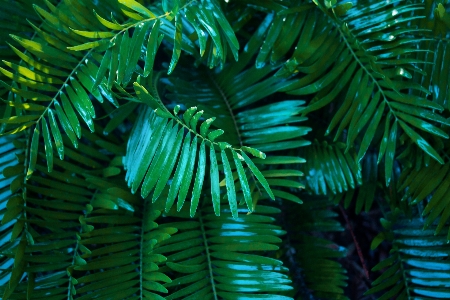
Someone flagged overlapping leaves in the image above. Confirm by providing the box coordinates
[367,213,450,299]
[0,0,120,177]
[0,122,127,299]
[124,90,275,219]
[154,200,293,300]
[73,176,177,300]
[81,0,239,85]
[398,157,450,241]
[252,0,450,187]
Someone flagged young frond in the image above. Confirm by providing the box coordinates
[124,100,274,219]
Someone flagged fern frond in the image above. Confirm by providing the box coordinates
[0,115,126,299]
[163,32,311,206]
[0,0,121,175]
[367,213,450,299]
[75,0,239,83]
[124,99,274,219]
[283,197,348,300]
[73,171,176,300]
[252,0,449,184]
[154,200,293,300]
[301,140,362,195]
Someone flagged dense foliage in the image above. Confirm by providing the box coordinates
[1,0,450,299]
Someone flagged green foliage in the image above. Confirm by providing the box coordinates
[1,0,450,299]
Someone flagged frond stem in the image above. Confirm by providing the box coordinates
[209,77,243,147]
[199,211,218,300]
[35,49,94,125]
[335,24,398,122]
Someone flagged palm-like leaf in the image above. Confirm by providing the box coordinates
[0,0,122,175]
[163,29,311,206]
[251,0,449,185]
[124,96,274,219]
[367,211,450,299]
[73,173,177,300]
[0,122,126,299]
[154,200,293,300]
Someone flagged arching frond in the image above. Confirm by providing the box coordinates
[75,0,239,83]
[252,0,449,185]
[163,26,311,206]
[0,0,121,175]
[124,95,275,218]
[0,118,126,299]
[154,200,293,300]
[367,212,450,299]
[73,172,177,300]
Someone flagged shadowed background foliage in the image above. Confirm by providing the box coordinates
[1,0,450,299]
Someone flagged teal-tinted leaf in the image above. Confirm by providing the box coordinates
[241,151,274,200]
[178,136,197,211]
[144,19,161,77]
[168,14,182,75]
[190,141,206,217]
[385,121,397,186]
[222,149,237,219]
[398,120,444,164]
[47,109,64,160]
[232,150,252,212]
[210,146,220,216]
[152,128,185,202]
[397,111,449,139]
[200,117,216,136]
[166,134,191,212]
[41,118,53,172]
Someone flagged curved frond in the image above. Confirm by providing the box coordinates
[154,200,293,299]
[163,32,311,206]
[124,97,275,218]
[367,213,450,299]
[253,0,449,182]
[74,0,239,82]
[0,121,127,299]
[0,0,121,175]
[73,173,176,300]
